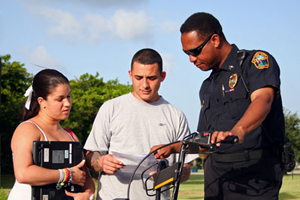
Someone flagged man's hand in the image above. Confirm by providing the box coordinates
[210,131,243,147]
[85,151,124,174]
[99,154,125,174]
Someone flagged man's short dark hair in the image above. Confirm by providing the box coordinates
[180,12,226,41]
[131,48,163,73]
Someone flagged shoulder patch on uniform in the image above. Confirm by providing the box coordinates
[251,51,269,69]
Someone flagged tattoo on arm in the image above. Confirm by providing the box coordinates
[86,151,103,172]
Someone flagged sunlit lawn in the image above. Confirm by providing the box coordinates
[175,173,300,200]
[176,173,204,200]
[279,173,300,200]
[1,172,300,200]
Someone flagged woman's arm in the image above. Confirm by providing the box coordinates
[11,123,87,186]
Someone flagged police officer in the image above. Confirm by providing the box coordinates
[180,12,285,199]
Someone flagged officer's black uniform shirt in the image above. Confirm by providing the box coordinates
[197,44,285,153]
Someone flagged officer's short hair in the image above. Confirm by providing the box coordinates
[180,12,226,41]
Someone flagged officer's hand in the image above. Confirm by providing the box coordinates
[150,143,181,159]
[211,131,242,147]
[150,144,170,159]
[99,154,124,174]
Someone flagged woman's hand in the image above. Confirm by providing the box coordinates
[65,190,92,200]
[70,160,86,186]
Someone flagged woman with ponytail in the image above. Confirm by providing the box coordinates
[8,69,95,200]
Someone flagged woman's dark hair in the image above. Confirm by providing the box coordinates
[180,12,226,41]
[131,48,163,74]
[23,69,69,121]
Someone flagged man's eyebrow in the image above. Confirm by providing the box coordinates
[133,75,158,78]
[147,75,157,78]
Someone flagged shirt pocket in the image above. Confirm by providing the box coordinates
[222,81,250,119]
[201,93,211,117]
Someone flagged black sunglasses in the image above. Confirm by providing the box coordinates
[183,33,215,57]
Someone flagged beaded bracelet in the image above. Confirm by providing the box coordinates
[66,168,72,184]
[56,168,73,190]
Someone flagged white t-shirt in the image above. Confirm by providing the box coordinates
[84,93,197,200]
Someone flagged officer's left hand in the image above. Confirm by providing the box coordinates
[211,130,245,147]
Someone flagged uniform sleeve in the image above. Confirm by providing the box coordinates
[83,102,111,154]
[246,51,281,94]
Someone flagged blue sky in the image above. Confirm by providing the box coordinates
[1,0,299,130]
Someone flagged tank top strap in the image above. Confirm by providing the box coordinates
[22,120,48,141]
[64,128,75,141]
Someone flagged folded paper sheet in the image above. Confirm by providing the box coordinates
[112,151,157,174]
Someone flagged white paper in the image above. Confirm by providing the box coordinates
[111,151,157,174]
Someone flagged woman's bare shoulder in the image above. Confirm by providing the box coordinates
[11,121,43,147]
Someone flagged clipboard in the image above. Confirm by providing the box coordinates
[32,141,83,200]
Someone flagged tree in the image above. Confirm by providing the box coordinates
[60,72,133,143]
[0,55,132,174]
[0,54,33,173]
[284,109,300,162]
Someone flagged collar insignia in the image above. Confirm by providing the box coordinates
[229,73,238,88]
[251,51,269,69]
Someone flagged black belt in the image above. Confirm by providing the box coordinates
[210,148,275,163]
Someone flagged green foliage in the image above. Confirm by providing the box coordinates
[0,55,33,173]
[284,109,300,162]
[0,190,8,200]
[0,55,132,174]
[60,73,133,143]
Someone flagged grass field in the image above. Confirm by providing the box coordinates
[1,173,300,199]
[176,173,300,200]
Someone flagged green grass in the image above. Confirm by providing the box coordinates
[176,173,300,200]
[1,173,300,200]
[279,174,300,199]
[0,174,14,200]
[176,174,204,200]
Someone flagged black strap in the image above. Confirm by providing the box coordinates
[236,50,250,93]
[211,148,275,163]
[237,50,246,66]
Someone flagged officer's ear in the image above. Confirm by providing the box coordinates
[211,34,221,48]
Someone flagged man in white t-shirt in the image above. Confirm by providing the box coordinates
[84,48,197,200]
